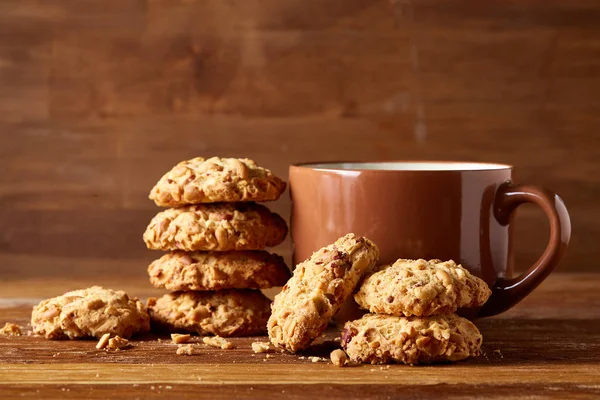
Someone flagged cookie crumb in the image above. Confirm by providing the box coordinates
[96,333,111,350]
[0,322,22,336]
[310,356,325,363]
[493,349,504,358]
[265,354,273,359]
[298,356,306,360]
[107,336,130,350]
[202,336,234,350]
[251,341,270,353]
[330,349,347,367]
[176,344,201,355]
[52,352,61,357]
[171,333,192,344]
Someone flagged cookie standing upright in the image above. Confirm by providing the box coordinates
[144,157,289,337]
[268,233,380,353]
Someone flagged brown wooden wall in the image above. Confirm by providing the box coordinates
[1,0,598,281]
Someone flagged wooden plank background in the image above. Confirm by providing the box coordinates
[0,0,598,281]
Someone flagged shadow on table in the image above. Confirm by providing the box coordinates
[471,317,600,366]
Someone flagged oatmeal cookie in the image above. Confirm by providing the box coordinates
[342,313,482,365]
[355,259,491,317]
[268,233,379,353]
[147,289,270,337]
[148,250,290,291]
[31,286,150,340]
[149,157,286,207]
[143,203,287,251]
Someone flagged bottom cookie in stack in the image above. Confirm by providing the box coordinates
[147,250,291,337]
[147,289,271,337]
[343,258,492,365]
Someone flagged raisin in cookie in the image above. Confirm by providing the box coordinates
[268,233,379,353]
[342,313,482,365]
[143,202,287,251]
[147,289,270,337]
[148,250,291,291]
[355,259,491,317]
[150,157,286,207]
[31,286,150,340]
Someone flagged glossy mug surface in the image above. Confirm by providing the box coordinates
[289,161,571,317]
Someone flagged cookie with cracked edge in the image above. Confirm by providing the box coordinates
[31,286,150,340]
[342,313,482,365]
[267,233,380,353]
[148,250,291,291]
[147,289,271,337]
[355,259,491,317]
[149,157,287,207]
[143,202,288,252]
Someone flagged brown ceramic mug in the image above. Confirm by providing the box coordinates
[289,161,571,317]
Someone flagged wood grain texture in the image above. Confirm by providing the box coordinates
[0,0,599,278]
[0,274,599,399]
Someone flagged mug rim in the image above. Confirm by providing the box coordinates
[291,160,513,172]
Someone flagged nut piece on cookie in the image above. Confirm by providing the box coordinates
[31,286,150,340]
[355,259,492,317]
[342,313,482,365]
[148,251,290,291]
[143,203,288,252]
[147,289,271,337]
[149,157,287,207]
[268,233,380,353]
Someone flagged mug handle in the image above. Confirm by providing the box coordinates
[478,182,571,317]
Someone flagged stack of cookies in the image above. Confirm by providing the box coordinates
[344,258,492,364]
[142,157,290,337]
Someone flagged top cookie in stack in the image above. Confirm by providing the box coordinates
[143,157,290,337]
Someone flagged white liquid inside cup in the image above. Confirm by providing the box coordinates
[303,162,511,171]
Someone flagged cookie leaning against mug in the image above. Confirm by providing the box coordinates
[342,313,482,365]
[268,233,380,353]
[143,202,288,252]
[149,157,287,207]
[355,259,491,317]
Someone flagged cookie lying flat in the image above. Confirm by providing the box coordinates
[143,203,287,252]
[31,287,150,340]
[147,290,270,337]
[150,157,286,207]
[268,233,379,353]
[355,259,491,317]
[342,313,482,365]
[148,251,291,291]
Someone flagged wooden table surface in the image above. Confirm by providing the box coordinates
[1,274,599,399]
